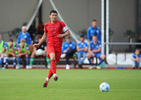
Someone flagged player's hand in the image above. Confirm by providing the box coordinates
[67,47,70,50]
[57,34,64,38]
[90,53,95,57]
[63,50,67,53]
[33,44,40,47]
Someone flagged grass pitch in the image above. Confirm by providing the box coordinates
[0,69,141,100]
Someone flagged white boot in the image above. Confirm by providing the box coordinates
[66,64,70,70]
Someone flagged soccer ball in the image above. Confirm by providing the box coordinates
[99,82,110,92]
[36,49,43,55]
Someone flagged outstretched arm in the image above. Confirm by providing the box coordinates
[33,33,47,47]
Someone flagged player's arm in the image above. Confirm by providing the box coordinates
[92,48,101,53]
[33,33,47,47]
[87,29,90,43]
[57,30,70,38]
[131,57,137,61]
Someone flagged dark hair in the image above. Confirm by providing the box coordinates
[50,10,58,15]
[80,35,84,38]
[66,36,71,39]
[92,19,97,22]
[9,39,13,42]
[135,48,140,51]
[93,33,97,37]
[37,35,42,39]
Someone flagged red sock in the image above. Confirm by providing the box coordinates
[51,60,56,74]
[47,69,53,79]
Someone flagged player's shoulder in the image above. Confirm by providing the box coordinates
[96,26,101,30]
[77,42,81,45]
[88,26,92,30]
[44,22,50,26]
[63,41,67,45]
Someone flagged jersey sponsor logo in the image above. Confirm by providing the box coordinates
[70,44,72,47]
[96,30,99,33]
[24,36,27,38]
[91,30,93,33]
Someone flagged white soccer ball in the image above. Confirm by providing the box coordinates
[99,82,110,92]
[36,49,43,55]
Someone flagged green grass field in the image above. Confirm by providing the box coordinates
[0,69,141,100]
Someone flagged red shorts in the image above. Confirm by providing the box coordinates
[47,46,62,62]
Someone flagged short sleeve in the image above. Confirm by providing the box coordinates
[44,24,48,33]
[132,54,136,58]
[6,44,8,50]
[60,21,69,32]
[26,44,29,50]
[18,45,20,50]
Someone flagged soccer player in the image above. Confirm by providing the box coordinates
[0,34,5,69]
[86,34,105,69]
[17,26,32,45]
[29,35,50,68]
[77,35,88,68]
[16,39,29,69]
[34,10,70,87]
[5,39,17,68]
[131,48,141,69]
[87,20,101,43]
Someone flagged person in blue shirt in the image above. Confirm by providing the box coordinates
[131,48,141,69]
[87,19,101,43]
[17,26,32,45]
[0,34,5,69]
[16,38,29,69]
[5,39,17,68]
[77,35,88,68]
[61,36,75,69]
[86,34,105,69]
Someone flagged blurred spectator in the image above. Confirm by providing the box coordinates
[37,21,44,35]
[5,39,16,68]
[87,19,101,43]
[86,34,105,69]
[131,48,141,69]
[16,39,29,69]
[28,24,37,42]
[77,35,88,68]
[29,35,50,68]
[17,26,32,45]
[0,34,5,69]
[61,36,75,69]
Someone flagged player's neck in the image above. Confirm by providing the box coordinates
[50,20,57,24]
[93,41,97,44]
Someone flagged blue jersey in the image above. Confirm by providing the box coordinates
[62,41,75,52]
[77,42,88,53]
[89,41,101,51]
[132,54,141,59]
[87,26,101,42]
[17,31,32,45]
[18,44,29,50]
[6,43,17,50]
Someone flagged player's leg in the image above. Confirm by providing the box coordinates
[77,52,81,67]
[0,53,4,65]
[12,53,16,68]
[25,53,29,69]
[65,49,75,69]
[132,61,136,69]
[97,54,106,66]
[139,60,141,69]
[86,53,94,69]
[17,54,21,69]
[29,52,36,68]
[80,53,87,68]
[5,53,10,68]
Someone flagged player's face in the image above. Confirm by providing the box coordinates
[80,37,84,42]
[92,21,97,28]
[21,41,25,46]
[49,13,58,22]
[0,34,1,40]
[135,50,140,55]
[93,36,97,42]
[9,41,13,46]
[66,38,71,43]
[22,28,27,33]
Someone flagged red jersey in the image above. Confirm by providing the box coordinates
[44,20,67,47]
